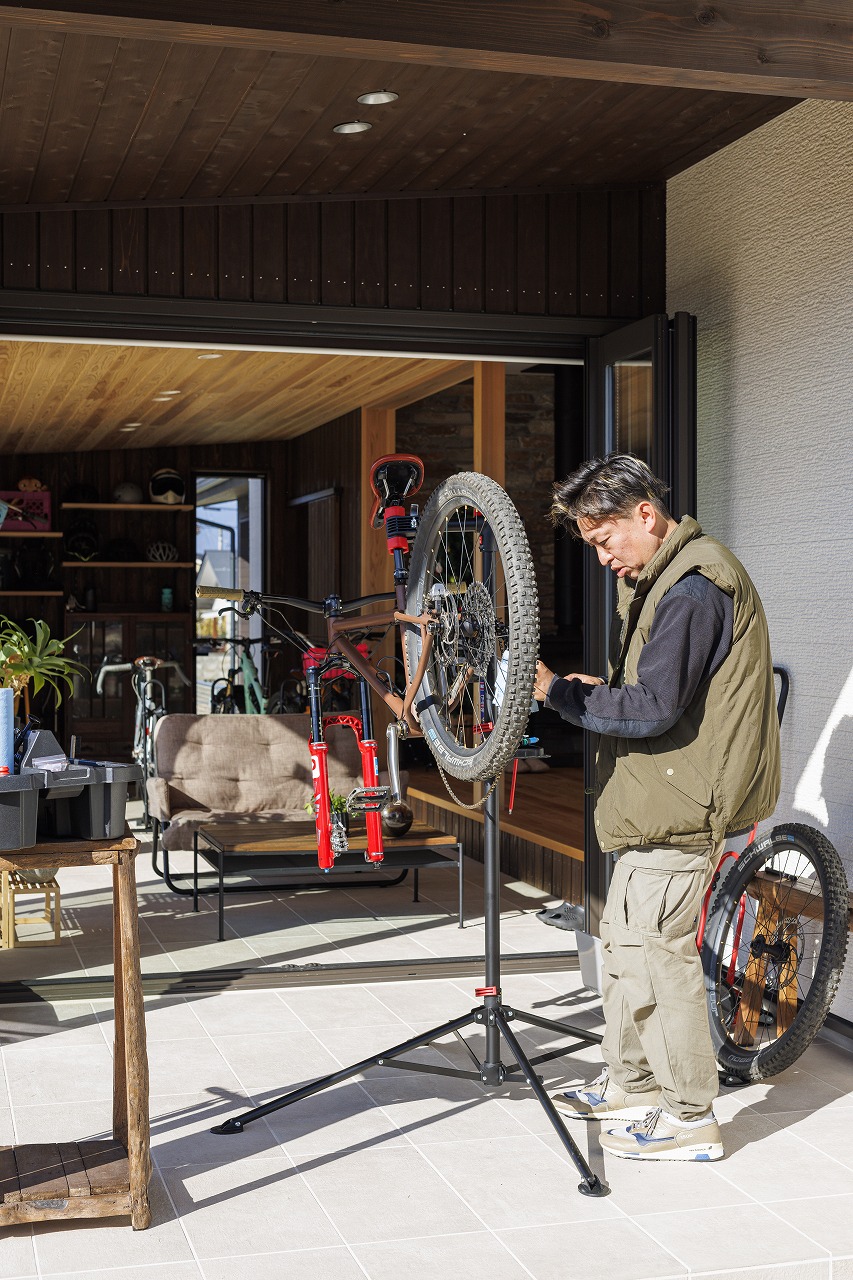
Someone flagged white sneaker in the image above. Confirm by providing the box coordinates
[600,1107,724,1161]
[554,1069,663,1122]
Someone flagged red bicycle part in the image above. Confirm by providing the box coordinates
[475,986,499,997]
[323,714,385,864]
[308,739,334,870]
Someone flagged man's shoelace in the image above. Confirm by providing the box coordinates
[627,1106,662,1136]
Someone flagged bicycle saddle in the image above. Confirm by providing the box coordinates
[369,454,424,528]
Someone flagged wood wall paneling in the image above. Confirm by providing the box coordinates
[516,194,549,316]
[3,213,36,290]
[218,204,253,302]
[386,199,419,310]
[39,211,74,292]
[452,197,484,313]
[353,200,387,310]
[75,209,110,293]
[419,197,452,312]
[182,206,217,299]
[112,209,146,296]
[147,206,183,298]
[286,201,320,304]
[548,192,578,315]
[640,184,666,314]
[252,203,285,303]
[321,201,353,307]
[577,190,610,318]
[484,194,516,315]
[609,188,640,316]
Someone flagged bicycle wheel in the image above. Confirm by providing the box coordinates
[403,471,539,782]
[702,823,849,1081]
[211,681,242,713]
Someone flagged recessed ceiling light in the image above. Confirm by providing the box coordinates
[333,120,372,135]
[152,395,171,402]
[119,426,138,432]
[198,353,222,360]
[124,422,142,427]
[162,390,181,395]
[357,90,399,105]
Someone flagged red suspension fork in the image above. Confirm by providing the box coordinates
[308,739,334,870]
[323,713,385,865]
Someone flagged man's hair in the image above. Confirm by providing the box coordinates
[551,453,671,534]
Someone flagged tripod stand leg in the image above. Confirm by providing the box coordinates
[495,1008,606,1197]
[211,1010,478,1134]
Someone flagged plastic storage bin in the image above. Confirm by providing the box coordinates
[0,771,40,851]
[18,729,142,841]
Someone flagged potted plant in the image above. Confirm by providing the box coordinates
[0,615,88,714]
[304,789,350,831]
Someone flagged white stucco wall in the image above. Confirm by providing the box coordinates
[667,98,853,1022]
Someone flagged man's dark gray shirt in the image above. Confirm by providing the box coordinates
[546,571,733,738]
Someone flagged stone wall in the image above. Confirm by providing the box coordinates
[396,370,557,634]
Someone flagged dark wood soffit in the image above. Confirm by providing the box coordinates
[6,2,853,101]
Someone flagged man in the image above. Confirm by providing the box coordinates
[535,453,780,1162]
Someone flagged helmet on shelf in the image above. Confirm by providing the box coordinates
[149,468,186,505]
[113,481,144,504]
[65,517,99,562]
[146,540,179,562]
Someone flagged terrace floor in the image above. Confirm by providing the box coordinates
[1,804,852,1279]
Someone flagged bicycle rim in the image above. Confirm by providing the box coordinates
[702,823,849,1081]
[404,472,539,782]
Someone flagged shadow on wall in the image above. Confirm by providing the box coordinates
[794,662,853,843]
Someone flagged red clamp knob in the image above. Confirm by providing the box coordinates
[475,986,499,998]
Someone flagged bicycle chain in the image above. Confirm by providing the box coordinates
[435,758,500,809]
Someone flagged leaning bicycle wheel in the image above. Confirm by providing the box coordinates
[403,471,539,782]
[702,823,849,1082]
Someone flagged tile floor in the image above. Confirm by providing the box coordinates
[1,809,852,1278]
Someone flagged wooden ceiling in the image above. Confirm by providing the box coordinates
[0,341,474,454]
[0,23,794,208]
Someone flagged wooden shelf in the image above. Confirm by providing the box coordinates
[62,561,195,569]
[61,503,193,512]
[0,530,62,538]
[0,590,63,597]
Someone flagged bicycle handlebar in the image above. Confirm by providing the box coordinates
[96,658,191,694]
[196,586,242,601]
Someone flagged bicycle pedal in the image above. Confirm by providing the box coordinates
[346,785,391,813]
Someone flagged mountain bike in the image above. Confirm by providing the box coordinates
[197,455,539,869]
[697,669,850,1082]
[96,653,191,827]
[202,635,307,714]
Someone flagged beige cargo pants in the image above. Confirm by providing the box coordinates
[599,842,722,1121]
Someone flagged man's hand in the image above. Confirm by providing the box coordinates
[535,659,604,700]
[534,660,555,700]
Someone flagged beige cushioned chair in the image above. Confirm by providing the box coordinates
[148,712,400,853]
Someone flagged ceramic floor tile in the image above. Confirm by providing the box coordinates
[41,1266,204,1280]
[798,1038,853,1093]
[183,990,303,1037]
[11,1098,113,1145]
[92,996,208,1043]
[637,1201,830,1274]
[3,1040,114,1107]
[713,1114,853,1202]
[497,1218,686,1280]
[765,1107,853,1169]
[297,1144,482,1244]
[361,1074,533,1146]
[145,1036,247,1099]
[0,1001,103,1047]
[0,1226,37,1278]
[419,1134,620,1229]
[762,1191,853,1260]
[32,1171,194,1275]
[279,984,407,1031]
[161,1158,343,1258]
[213,1029,340,1092]
[308,1020,458,1078]
[199,1247,367,1280]
[148,1090,286,1167]
[353,1231,531,1279]
[262,1079,407,1158]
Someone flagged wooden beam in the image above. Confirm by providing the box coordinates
[473,362,505,486]
[4,3,852,101]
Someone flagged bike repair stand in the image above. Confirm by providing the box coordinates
[211,762,608,1197]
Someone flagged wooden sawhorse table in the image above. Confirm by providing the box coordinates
[0,833,151,1230]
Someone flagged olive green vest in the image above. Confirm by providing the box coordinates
[594,516,781,852]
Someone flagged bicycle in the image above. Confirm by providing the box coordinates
[696,668,850,1082]
[201,634,307,714]
[96,653,191,827]
[197,454,539,870]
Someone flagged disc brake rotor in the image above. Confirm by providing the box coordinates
[457,581,496,676]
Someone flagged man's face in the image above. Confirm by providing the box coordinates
[577,504,659,581]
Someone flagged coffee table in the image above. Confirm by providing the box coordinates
[192,820,464,939]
